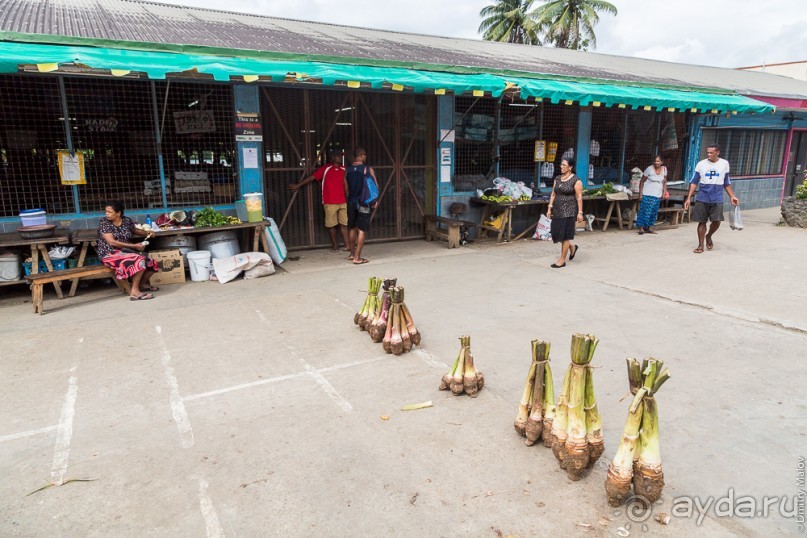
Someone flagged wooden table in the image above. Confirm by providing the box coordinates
[70,221,271,294]
[0,231,70,296]
[587,194,639,232]
[470,197,550,243]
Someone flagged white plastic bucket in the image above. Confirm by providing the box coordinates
[186,250,212,282]
[0,252,21,281]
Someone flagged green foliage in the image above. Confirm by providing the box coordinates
[194,207,229,227]
[585,182,616,196]
[479,0,544,45]
[796,178,807,200]
[532,0,618,50]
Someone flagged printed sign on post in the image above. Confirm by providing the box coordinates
[173,110,216,134]
[58,150,86,185]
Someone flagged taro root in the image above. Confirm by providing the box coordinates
[524,340,554,447]
[355,277,381,330]
[440,336,483,397]
[369,278,396,342]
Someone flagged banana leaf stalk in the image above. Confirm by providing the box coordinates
[561,333,600,480]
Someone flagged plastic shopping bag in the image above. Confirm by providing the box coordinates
[532,214,552,241]
[728,205,744,231]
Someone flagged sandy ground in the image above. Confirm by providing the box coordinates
[1,207,805,537]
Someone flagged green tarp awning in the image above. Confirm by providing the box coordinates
[0,41,775,114]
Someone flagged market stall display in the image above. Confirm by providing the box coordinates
[549,333,604,481]
[438,335,484,397]
[605,358,670,506]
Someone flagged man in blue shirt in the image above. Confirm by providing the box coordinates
[683,144,740,253]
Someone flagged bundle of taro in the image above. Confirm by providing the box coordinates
[438,335,484,397]
[547,333,604,481]
[355,277,382,330]
[514,340,555,446]
[382,286,420,355]
[369,278,397,342]
[605,358,670,507]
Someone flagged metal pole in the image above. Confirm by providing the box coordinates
[150,81,169,209]
[618,110,628,183]
[58,77,80,214]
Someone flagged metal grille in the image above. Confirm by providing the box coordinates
[0,75,73,217]
[453,96,497,192]
[701,128,787,176]
[154,81,237,208]
[497,99,579,187]
[590,108,688,184]
[63,77,159,213]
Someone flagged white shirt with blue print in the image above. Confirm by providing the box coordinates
[691,158,731,204]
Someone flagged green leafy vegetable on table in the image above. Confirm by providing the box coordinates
[194,207,229,227]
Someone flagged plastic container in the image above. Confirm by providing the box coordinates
[234,200,248,222]
[186,250,212,281]
[23,258,67,275]
[20,209,47,227]
[244,192,264,223]
[0,252,21,281]
[153,235,198,267]
[198,231,240,259]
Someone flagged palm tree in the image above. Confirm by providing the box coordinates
[479,0,544,45]
[533,0,617,50]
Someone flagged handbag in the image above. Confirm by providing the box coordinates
[361,166,379,206]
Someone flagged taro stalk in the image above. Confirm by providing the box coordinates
[356,277,381,329]
[439,345,463,391]
[450,336,466,395]
[633,360,670,503]
[382,287,401,354]
[462,336,479,397]
[541,356,556,448]
[585,365,604,465]
[562,333,599,481]
[514,359,536,437]
[400,300,421,346]
[369,278,395,342]
[397,287,412,353]
[525,340,550,446]
[550,364,572,465]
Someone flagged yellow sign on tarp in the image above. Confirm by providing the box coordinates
[57,150,86,185]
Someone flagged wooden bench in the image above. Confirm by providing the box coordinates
[25,266,130,314]
[424,215,476,248]
[655,207,686,229]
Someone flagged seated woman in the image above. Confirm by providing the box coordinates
[97,200,160,301]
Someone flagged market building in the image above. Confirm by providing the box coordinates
[2,0,807,249]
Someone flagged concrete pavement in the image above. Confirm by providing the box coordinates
[1,207,805,536]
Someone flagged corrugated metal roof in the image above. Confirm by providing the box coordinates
[2,0,807,100]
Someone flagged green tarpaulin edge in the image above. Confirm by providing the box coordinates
[0,38,775,114]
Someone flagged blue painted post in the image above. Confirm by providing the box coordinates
[58,77,81,213]
[149,81,168,209]
[233,85,265,213]
[436,95,455,216]
[576,107,592,187]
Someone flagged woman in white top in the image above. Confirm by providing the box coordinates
[636,155,668,234]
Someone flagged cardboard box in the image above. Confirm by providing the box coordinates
[149,249,185,285]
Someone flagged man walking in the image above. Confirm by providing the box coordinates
[683,144,739,253]
[290,149,350,252]
[345,147,378,264]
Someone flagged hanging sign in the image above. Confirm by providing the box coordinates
[174,110,216,134]
[57,150,86,185]
[235,112,263,142]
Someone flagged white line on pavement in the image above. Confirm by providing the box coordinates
[0,425,58,444]
[184,372,307,402]
[156,326,194,449]
[301,360,353,412]
[198,478,224,538]
[413,348,447,369]
[51,368,77,485]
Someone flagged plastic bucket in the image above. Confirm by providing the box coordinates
[198,231,240,259]
[244,192,264,223]
[186,250,212,281]
[0,252,21,281]
[234,200,248,222]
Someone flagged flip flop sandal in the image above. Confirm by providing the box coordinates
[353,258,369,265]
[130,293,155,301]
[144,286,160,292]
[693,247,704,254]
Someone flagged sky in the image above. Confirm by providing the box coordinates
[154,0,807,69]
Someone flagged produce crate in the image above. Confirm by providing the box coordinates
[22,258,67,275]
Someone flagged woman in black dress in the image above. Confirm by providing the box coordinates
[546,158,584,268]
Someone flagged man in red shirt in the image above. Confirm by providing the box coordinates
[290,149,350,251]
